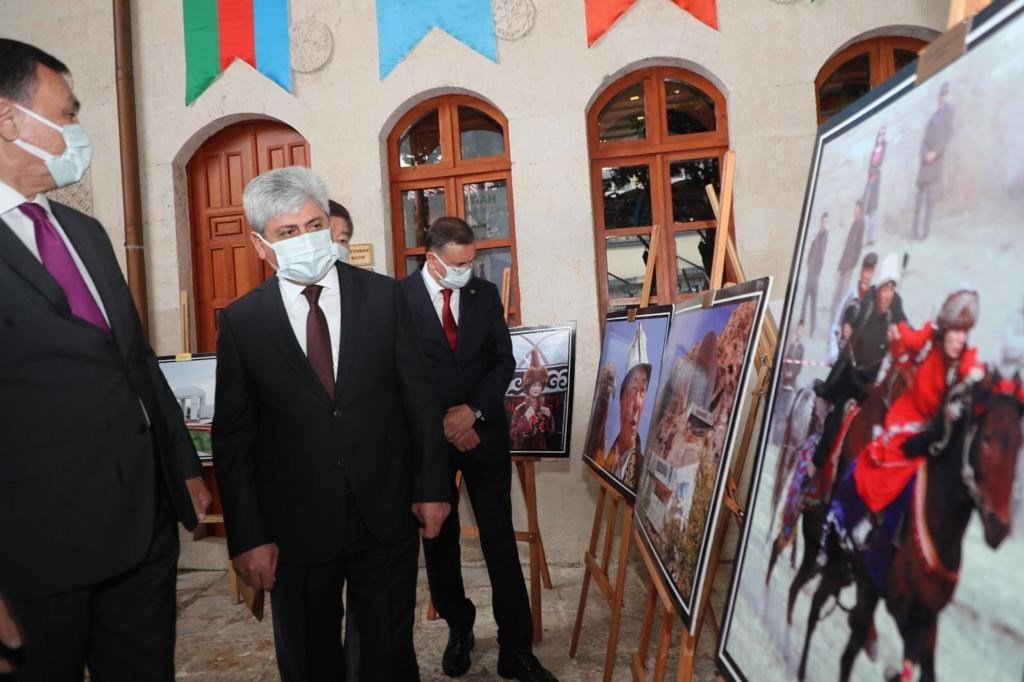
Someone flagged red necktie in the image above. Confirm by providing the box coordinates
[19,202,110,333]
[301,285,335,396]
[441,288,458,351]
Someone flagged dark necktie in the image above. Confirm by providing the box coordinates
[301,285,334,396]
[441,288,458,351]
[19,202,110,333]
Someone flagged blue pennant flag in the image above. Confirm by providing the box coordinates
[376,0,497,79]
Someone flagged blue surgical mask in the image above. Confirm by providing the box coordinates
[432,253,472,289]
[13,104,93,188]
[333,242,350,264]
[257,229,337,285]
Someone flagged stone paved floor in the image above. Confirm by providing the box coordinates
[174,561,725,680]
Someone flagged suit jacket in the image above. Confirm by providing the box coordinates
[917,103,954,187]
[0,202,201,602]
[401,272,515,459]
[212,262,449,562]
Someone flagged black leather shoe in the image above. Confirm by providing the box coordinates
[497,650,557,681]
[442,628,474,677]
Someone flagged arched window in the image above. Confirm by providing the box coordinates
[387,95,521,323]
[588,67,728,312]
[816,36,930,124]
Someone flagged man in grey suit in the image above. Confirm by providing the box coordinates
[912,81,954,240]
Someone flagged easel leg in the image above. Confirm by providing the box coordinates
[603,509,633,682]
[654,609,675,680]
[516,460,543,643]
[632,581,658,680]
[516,460,553,588]
[569,487,608,657]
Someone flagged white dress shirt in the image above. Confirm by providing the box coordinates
[0,179,110,325]
[420,264,460,325]
[278,265,342,377]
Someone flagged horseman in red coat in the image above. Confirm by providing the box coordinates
[819,290,984,581]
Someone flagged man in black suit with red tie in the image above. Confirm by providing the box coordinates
[212,166,450,681]
[0,40,211,680]
[401,217,556,681]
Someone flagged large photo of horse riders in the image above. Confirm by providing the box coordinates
[634,279,770,630]
[719,3,1024,680]
[583,307,671,500]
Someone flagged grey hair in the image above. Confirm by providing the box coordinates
[242,166,329,234]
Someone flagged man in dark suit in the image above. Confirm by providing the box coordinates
[401,217,556,681]
[0,40,210,680]
[912,81,954,240]
[800,211,828,337]
[212,166,450,681]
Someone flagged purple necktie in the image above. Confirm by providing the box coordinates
[19,202,110,333]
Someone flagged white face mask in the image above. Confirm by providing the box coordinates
[333,242,350,264]
[13,104,93,188]
[432,252,472,289]
[257,229,337,285]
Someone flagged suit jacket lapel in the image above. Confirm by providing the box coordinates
[51,204,135,348]
[0,215,72,317]
[406,270,455,354]
[259,275,332,402]
[334,263,362,399]
[455,281,480,361]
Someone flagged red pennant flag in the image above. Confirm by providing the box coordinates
[585,0,718,47]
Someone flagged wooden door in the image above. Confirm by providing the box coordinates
[188,121,310,351]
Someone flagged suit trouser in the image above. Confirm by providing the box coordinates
[422,453,533,654]
[5,504,178,682]
[270,496,419,682]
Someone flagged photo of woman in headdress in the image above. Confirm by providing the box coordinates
[509,350,555,450]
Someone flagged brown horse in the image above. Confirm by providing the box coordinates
[782,360,915,619]
[797,370,1024,682]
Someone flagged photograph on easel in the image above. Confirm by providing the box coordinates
[505,322,578,457]
[633,278,771,631]
[157,353,217,460]
[719,3,1024,680]
[582,306,672,500]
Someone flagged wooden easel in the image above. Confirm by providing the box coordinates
[424,267,554,644]
[568,224,662,680]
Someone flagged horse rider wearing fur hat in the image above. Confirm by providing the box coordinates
[820,289,985,578]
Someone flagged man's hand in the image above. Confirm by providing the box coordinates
[887,324,900,343]
[412,502,451,539]
[924,150,938,164]
[0,595,23,674]
[185,477,213,521]
[443,405,477,442]
[232,543,279,591]
[451,429,481,453]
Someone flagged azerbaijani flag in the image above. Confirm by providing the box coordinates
[183,0,291,105]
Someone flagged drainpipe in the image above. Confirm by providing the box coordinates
[113,0,149,337]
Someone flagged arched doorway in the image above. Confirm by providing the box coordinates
[186,120,310,351]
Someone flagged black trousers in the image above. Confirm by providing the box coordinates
[270,496,419,682]
[422,454,532,653]
[5,508,179,682]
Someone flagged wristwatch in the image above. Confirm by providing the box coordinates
[470,406,484,422]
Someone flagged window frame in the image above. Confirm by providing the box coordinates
[815,36,929,125]
[387,95,522,323]
[588,67,729,313]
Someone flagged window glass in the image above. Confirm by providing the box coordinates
[602,164,652,228]
[675,231,709,293]
[398,110,442,167]
[463,180,510,240]
[459,107,504,159]
[665,80,716,135]
[605,234,653,300]
[669,157,719,223]
[597,82,646,143]
[401,187,446,248]
[818,53,870,122]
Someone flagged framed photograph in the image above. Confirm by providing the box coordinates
[719,3,1024,680]
[157,353,217,460]
[633,278,771,631]
[582,306,672,500]
[505,322,577,457]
